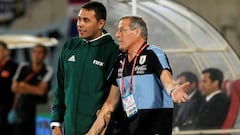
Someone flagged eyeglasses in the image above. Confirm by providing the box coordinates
[116,27,135,33]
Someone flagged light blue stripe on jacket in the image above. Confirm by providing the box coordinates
[116,74,173,109]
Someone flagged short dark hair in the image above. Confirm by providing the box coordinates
[81,1,107,21]
[34,44,47,55]
[0,41,8,49]
[177,71,198,87]
[202,68,223,88]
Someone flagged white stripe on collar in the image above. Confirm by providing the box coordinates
[84,33,111,43]
[205,90,221,102]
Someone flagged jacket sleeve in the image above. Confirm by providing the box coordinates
[50,42,67,123]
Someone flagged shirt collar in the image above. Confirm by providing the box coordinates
[205,90,221,102]
[188,90,197,99]
[84,32,110,43]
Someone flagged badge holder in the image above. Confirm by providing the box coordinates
[122,94,138,118]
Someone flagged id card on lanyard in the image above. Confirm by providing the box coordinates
[122,94,138,118]
[121,42,147,118]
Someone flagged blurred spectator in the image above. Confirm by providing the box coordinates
[0,41,18,135]
[173,71,203,130]
[193,68,230,131]
[221,79,233,97]
[10,44,53,135]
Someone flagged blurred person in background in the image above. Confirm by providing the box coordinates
[192,68,230,131]
[0,41,18,135]
[10,44,53,135]
[50,1,119,135]
[173,71,203,130]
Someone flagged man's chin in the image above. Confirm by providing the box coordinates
[79,34,87,39]
[119,47,127,52]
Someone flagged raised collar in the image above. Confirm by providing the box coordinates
[205,90,221,102]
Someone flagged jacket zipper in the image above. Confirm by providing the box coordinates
[74,42,91,133]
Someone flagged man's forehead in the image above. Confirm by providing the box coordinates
[179,76,187,81]
[118,19,130,27]
[78,9,96,17]
[201,73,210,80]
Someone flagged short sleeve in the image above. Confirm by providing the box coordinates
[147,46,172,77]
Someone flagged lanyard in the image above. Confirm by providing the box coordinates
[121,43,147,96]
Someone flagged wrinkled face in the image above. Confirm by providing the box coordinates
[31,46,46,65]
[115,19,137,52]
[77,9,104,40]
[0,46,8,62]
[199,73,216,96]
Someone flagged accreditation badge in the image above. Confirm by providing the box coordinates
[122,94,138,118]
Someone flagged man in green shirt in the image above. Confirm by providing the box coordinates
[50,1,119,135]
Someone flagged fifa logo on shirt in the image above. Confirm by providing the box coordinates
[93,60,104,67]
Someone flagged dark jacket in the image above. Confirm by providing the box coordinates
[193,92,230,130]
[173,90,204,130]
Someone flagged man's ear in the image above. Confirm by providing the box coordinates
[98,19,105,30]
[135,28,141,37]
[213,80,219,88]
